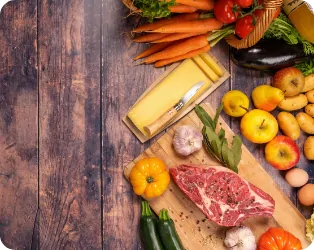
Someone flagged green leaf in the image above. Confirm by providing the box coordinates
[197,108,243,173]
[231,135,242,168]
[195,105,215,130]
[213,103,224,129]
[134,0,175,22]
[221,141,229,165]
[218,128,225,140]
[211,139,222,162]
[296,59,314,76]
[227,150,237,173]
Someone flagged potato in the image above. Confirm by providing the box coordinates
[306,89,314,103]
[277,112,300,140]
[278,94,308,111]
[304,136,314,160]
[302,74,314,92]
[296,112,314,134]
[305,104,314,118]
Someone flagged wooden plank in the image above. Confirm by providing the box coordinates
[124,103,310,249]
[123,53,230,143]
[102,1,168,249]
[38,0,102,248]
[0,1,38,249]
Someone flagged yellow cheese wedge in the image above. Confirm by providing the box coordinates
[192,55,219,82]
[200,53,224,77]
[127,59,212,136]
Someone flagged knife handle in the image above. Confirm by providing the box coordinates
[144,107,178,136]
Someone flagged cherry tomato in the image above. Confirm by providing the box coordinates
[235,15,255,39]
[235,0,253,8]
[214,0,241,24]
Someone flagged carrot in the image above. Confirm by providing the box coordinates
[154,44,211,67]
[133,33,169,43]
[150,18,223,33]
[134,42,172,60]
[169,5,198,13]
[152,32,205,43]
[144,35,208,64]
[175,0,214,10]
[132,13,199,33]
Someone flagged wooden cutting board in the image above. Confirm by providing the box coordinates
[124,103,310,249]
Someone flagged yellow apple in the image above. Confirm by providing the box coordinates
[222,90,249,117]
[240,109,278,144]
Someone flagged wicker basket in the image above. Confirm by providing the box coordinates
[122,0,140,13]
[122,0,283,49]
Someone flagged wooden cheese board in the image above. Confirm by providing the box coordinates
[124,103,310,249]
[123,52,230,143]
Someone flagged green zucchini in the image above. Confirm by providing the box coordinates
[140,201,165,250]
[158,209,184,250]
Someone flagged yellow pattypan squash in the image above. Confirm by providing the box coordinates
[129,157,170,198]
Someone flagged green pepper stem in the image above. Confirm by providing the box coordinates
[141,201,153,217]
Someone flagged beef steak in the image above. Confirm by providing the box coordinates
[169,164,275,227]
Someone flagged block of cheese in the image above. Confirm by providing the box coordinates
[127,59,212,136]
[200,53,224,77]
[192,55,219,82]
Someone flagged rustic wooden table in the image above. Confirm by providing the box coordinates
[0,0,313,249]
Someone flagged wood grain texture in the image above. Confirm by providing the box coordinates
[38,0,102,249]
[102,1,168,249]
[0,1,38,249]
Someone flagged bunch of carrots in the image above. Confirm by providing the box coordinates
[167,0,214,13]
[132,12,234,67]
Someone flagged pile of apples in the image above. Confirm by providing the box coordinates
[222,67,314,204]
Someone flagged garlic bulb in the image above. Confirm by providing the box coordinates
[172,125,203,156]
[224,226,256,250]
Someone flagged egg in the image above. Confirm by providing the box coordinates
[298,184,314,206]
[285,168,309,187]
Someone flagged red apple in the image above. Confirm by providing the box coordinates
[272,67,305,97]
[265,135,300,170]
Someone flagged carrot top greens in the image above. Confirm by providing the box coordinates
[134,0,176,22]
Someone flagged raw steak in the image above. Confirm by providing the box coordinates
[169,164,275,227]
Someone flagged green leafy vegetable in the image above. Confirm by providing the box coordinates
[195,103,243,173]
[295,59,314,76]
[134,0,176,22]
[263,13,314,55]
[306,208,314,242]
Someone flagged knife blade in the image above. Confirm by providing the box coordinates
[144,81,205,136]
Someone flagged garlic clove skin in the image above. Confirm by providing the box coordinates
[224,226,256,250]
[173,125,203,156]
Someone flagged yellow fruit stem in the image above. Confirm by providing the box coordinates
[239,105,249,112]
[260,119,266,129]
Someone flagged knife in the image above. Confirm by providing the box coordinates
[144,81,205,137]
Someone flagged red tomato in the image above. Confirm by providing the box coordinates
[235,0,253,8]
[235,15,255,39]
[214,0,241,24]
